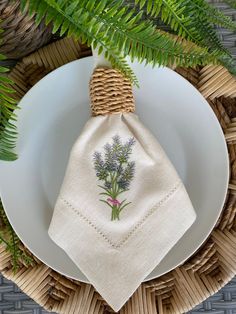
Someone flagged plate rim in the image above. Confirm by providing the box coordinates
[0,57,230,283]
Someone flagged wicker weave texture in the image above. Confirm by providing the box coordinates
[1,274,236,314]
[0,274,55,314]
[0,0,52,59]
[190,277,236,313]
[0,36,235,314]
[90,68,135,115]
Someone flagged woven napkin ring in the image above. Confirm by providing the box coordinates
[90,67,135,116]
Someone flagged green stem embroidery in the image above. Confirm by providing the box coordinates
[93,135,135,221]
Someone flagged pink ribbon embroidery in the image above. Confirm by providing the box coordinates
[107,198,121,206]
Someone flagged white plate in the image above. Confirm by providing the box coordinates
[0,58,229,282]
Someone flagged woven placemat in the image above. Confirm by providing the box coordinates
[0,0,52,60]
[1,273,236,314]
[1,37,236,314]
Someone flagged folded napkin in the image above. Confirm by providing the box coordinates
[48,67,196,312]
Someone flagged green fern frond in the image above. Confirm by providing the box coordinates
[184,4,229,54]
[21,0,139,83]
[187,0,235,53]
[21,0,225,83]
[220,54,236,76]
[0,200,33,271]
[134,0,236,74]
[134,0,232,52]
[0,54,18,161]
[134,0,201,41]
[224,0,236,9]
[192,0,236,30]
[135,0,236,33]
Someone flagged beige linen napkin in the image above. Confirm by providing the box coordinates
[48,67,196,312]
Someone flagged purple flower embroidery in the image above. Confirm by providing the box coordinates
[93,135,135,221]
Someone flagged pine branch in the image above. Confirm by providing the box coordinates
[0,53,18,161]
[21,0,226,84]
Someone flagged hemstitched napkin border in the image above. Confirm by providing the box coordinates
[58,179,182,249]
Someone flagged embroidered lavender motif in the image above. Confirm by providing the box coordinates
[93,135,135,221]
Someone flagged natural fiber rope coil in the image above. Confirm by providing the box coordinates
[90,68,135,116]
